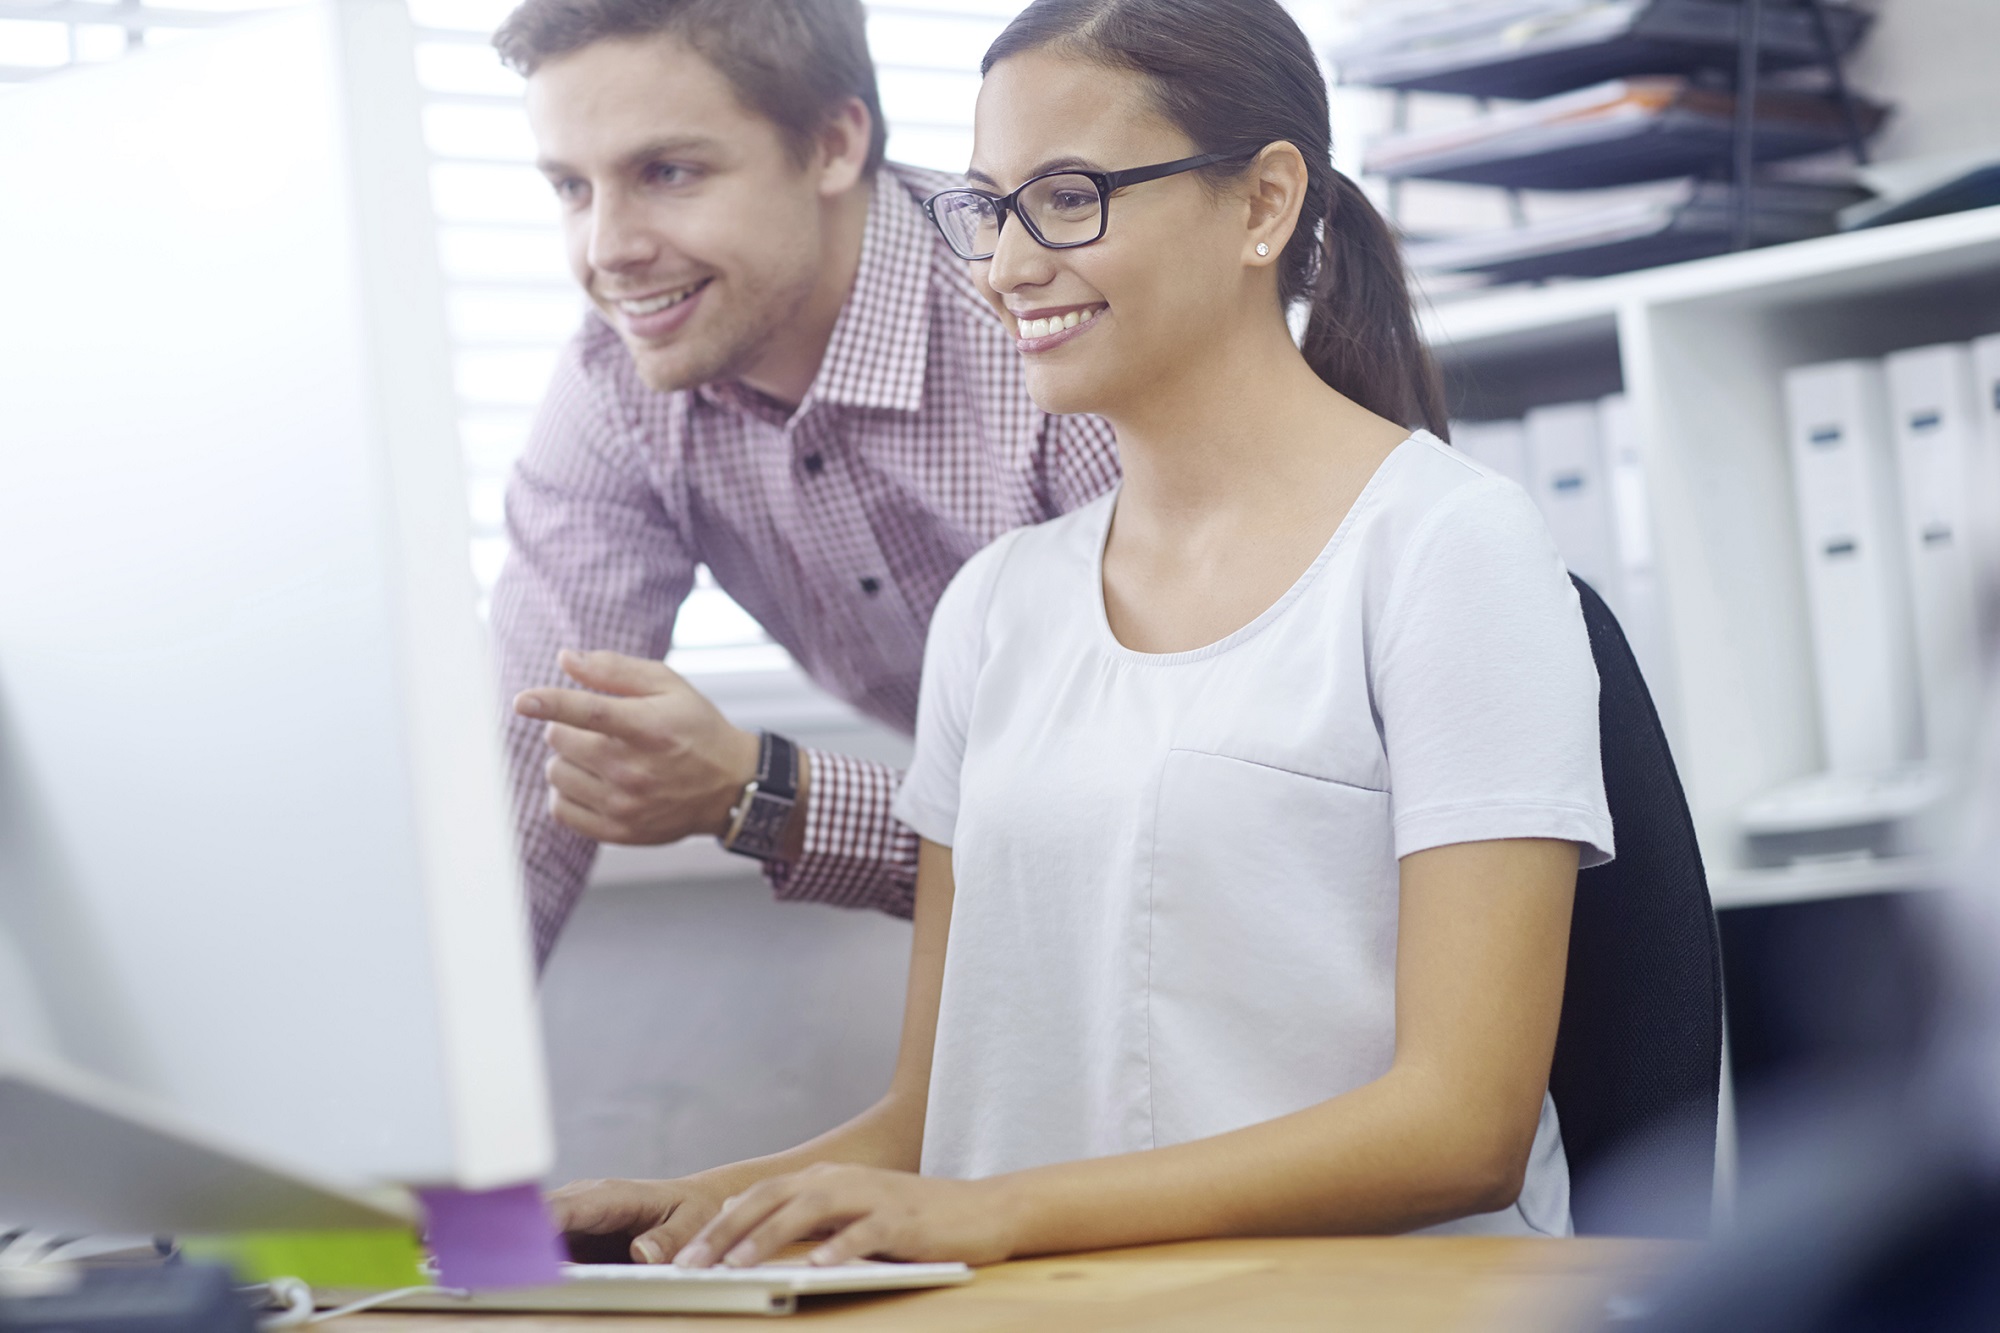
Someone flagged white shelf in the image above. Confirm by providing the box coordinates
[1424,204,2000,352]
[1709,856,1944,910]
[1420,207,2000,908]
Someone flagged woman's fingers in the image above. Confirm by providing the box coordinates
[666,1168,1005,1270]
[808,1214,891,1267]
[716,1189,864,1269]
[674,1180,795,1267]
[544,1178,670,1236]
[630,1199,712,1265]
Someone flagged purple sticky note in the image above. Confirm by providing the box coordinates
[416,1181,566,1290]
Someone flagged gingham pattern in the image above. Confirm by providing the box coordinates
[492,164,1122,963]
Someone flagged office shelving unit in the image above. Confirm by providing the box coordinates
[1333,0,1870,101]
[1340,0,1881,281]
[1425,203,2000,909]
[1366,79,1880,191]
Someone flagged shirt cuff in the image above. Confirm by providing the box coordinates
[764,749,918,918]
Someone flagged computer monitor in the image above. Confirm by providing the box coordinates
[0,0,551,1236]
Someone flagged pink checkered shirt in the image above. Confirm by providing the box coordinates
[492,164,1122,962]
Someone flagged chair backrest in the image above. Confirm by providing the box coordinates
[1551,576,1724,1238]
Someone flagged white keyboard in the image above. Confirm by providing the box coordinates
[333,1260,975,1317]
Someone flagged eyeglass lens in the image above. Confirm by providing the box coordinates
[933,173,1104,259]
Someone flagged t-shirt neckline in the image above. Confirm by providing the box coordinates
[1089,431,1428,666]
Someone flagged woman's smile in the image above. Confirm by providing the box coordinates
[1009,302,1106,351]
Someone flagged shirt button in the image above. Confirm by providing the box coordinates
[803,453,825,475]
[859,576,881,595]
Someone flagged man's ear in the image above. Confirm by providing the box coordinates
[813,95,874,197]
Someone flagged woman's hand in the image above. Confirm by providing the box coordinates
[674,1163,1019,1269]
[546,1173,740,1264]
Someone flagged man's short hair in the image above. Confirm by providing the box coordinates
[495,0,888,175]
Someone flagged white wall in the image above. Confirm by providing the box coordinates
[539,874,910,1183]
[1848,0,2000,164]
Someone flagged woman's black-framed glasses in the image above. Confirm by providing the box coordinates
[922,153,1235,262]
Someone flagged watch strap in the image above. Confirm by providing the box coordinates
[722,732,798,862]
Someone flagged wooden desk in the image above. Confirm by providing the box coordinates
[349,1237,1680,1331]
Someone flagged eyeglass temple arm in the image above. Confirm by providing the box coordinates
[1097,152,1237,190]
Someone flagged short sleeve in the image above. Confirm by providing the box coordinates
[892,531,1022,847]
[1374,479,1614,868]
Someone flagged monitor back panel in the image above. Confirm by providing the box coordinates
[0,0,551,1194]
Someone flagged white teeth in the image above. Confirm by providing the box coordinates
[620,283,700,316]
[1016,308,1100,340]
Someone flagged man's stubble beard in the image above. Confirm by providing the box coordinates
[626,264,819,397]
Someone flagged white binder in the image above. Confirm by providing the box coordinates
[1779,359,1921,775]
[1450,417,1533,491]
[1975,334,2000,449]
[1524,400,1622,613]
[1971,333,2000,580]
[1884,343,1986,769]
[1597,393,1672,706]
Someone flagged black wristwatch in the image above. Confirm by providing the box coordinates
[720,732,799,862]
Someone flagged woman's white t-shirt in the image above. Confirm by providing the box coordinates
[890,431,1615,1238]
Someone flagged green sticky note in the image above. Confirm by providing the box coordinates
[180,1228,426,1289]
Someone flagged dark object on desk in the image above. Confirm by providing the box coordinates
[564,1228,640,1265]
[0,1263,256,1333]
[1365,78,1885,191]
[1841,164,2000,232]
[1606,1090,2000,1331]
[1330,0,1870,101]
[1550,576,1723,1239]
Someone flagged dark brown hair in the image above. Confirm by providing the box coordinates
[983,0,1446,437]
[494,0,887,175]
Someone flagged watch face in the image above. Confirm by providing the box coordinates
[739,806,784,851]
[725,734,798,859]
[724,780,794,862]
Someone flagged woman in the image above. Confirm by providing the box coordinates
[552,0,1612,1265]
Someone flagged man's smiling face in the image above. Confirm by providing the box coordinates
[527,33,831,393]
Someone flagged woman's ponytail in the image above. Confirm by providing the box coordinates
[1300,171,1448,440]
[986,0,1448,440]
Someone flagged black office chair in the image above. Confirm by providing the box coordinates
[1549,576,1725,1239]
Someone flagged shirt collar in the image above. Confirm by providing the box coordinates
[804,168,935,416]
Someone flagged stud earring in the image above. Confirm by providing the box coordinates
[1255,242,1270,257]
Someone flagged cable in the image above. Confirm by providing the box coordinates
[254,1276,460,1327]
[255,1277,315,1328]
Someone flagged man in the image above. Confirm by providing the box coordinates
[490,0,1119,963]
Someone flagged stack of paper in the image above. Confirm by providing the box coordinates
[1405,178,1864,280]
[1364,76,1884,190]
[1331,0,1870,100]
